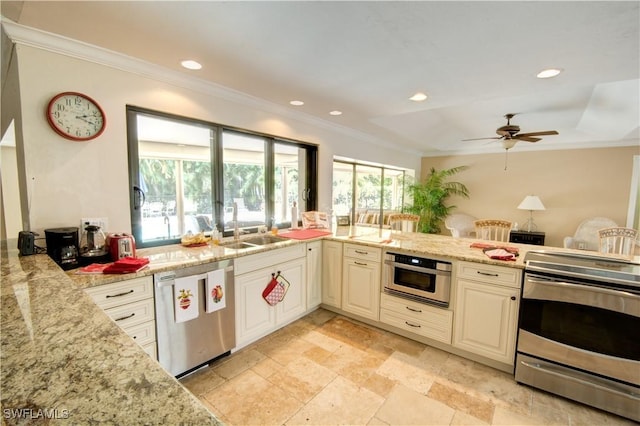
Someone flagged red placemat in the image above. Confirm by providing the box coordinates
[278,229,333,240]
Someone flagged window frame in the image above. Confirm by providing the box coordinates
[126,106,317,247]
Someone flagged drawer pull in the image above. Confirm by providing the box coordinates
[355,261,368,266]
[106,289,134,298]
[355,250,369,255]
[477,271,499,277]
[406,306,422,313]
[115,313,135,322]
[405,321,421,328]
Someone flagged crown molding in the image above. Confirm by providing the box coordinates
[1,18,421,156]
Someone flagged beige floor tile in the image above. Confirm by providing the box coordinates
[376,350,437,395]
[211,348,266,380]
[300,329,345,353]
[375,384,455,425]
[439,354,532,415]
[202,369,304,426]
[179,365,225,396]
[255,333,319,366]
[492,406,551,426]
[367,416,389,425]
[302,344,334,364]
[321,344,385,388]
[250,356,283,379]
[317,316,386,351]
[450,410,489,425]
[286,376,384,425]
[267,356,336,403]
[427,381,494,423]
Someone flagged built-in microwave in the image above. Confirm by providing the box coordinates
[383,252,452,307]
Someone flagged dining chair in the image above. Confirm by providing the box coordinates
[564,217,618,251]
[474,219,512,242]
[598,227,638,256]
[388,213,421,232]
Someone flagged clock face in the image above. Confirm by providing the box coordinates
[46,92,106,141]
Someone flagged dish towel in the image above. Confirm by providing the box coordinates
[483,248,518,261]
[174,276,199,323]
[102,257,149,274]
[205,269,226,313]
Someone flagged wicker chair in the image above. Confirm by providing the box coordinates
[598,227,638,256]
[388,213,421,232]
[474,219,512,242]
[564,217,618,251]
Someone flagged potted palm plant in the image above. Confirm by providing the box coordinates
[405,166,470,233]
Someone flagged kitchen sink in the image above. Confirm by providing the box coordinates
[221,234,289,250]
[243,235,289,245]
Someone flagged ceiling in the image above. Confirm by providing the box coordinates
[2,1,639,156]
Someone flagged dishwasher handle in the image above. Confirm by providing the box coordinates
[155,266,233,288]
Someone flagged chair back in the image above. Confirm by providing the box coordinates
[474,219,512,242]
[598,227,638,256]
[388,214,420,232]
[445,213,477,238]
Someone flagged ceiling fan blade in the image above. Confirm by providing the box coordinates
[461,136,503,141]
[517,130,559,137]
[514,136,541,143]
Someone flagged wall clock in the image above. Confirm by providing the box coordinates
[46,92,106,141]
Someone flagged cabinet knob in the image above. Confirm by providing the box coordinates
[510,296,516,301]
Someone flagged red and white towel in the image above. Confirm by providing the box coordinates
[205,269,226,313]
[174,277,199,323]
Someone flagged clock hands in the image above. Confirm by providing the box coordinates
[75,115,98,127]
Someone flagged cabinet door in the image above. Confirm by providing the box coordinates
[453,279,519,364]
[235,267,277,348]
[306,241,322,309]
[322,240,343,308]
[276,257,307,325]
[342,258,381,321]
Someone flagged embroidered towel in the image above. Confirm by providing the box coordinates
[174,276,199,323]
[205,269,226,313]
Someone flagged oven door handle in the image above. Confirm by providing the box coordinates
[384,260,451,276]
[524,276,640,316]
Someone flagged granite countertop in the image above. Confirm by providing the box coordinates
[2,228,632,424]
[1,243,221,425]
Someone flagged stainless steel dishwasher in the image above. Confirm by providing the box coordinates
[154,259,235,377]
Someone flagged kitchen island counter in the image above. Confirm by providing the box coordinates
[1,242,221,425]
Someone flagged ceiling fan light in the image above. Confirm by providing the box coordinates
[290,100,304,106]
[409,92,428,102]
[502,139,516,150]
[329,110,343,116]
[536,68,562,79]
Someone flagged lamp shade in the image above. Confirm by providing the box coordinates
[518,195,545,211]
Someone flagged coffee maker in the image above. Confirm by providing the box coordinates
[44,227,79,270]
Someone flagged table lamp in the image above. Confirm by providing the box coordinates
[517,195,545,232]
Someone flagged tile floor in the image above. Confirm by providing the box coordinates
[180,309,636,425]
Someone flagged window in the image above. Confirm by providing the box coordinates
[127,107,317,247]
[332,159,412,227]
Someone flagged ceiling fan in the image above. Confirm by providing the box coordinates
[463,113,559,149]
[463,113,559,170]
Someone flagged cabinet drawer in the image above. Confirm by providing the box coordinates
[141,341,157,359]
[381,293,451,320]
[344,244,381,262]
[103,297,155,329]
[85,276,153,309]
[457,261,521,288]
[235,244,306,275]
[380,307,452,344]
[122,320,156,346]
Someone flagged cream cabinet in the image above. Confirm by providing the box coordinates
[306,241,322,309]
[321,240,343,308]
[341,243,381,321]
[380,293,453,344]
[85,275,157,359]
[235,245,307,349]
[453,261,521,365]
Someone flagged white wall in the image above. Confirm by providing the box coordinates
[10,41,421,235]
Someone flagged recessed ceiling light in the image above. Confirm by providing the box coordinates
[409,92,428,102]
[536,68,562,79]
[329,110,342,116]
[290,100,304,106]
[181,60,202,70]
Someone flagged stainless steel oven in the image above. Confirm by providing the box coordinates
[516,251,639,422]
[384,252,452,307]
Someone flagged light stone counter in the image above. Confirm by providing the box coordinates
[3,229,629,424]
[1,242,221,425]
